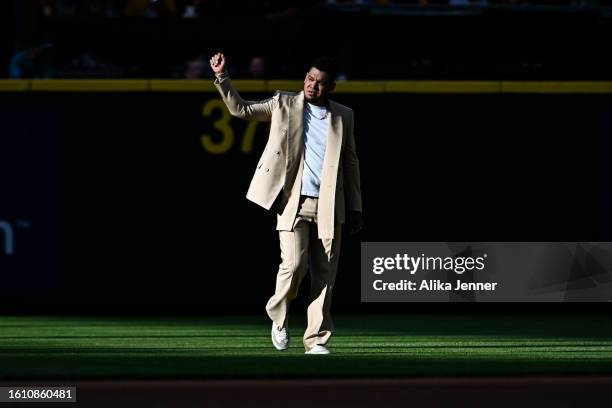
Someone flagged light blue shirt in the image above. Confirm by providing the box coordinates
[301,102,329,197]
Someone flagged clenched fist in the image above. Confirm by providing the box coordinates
[210,52,226,76]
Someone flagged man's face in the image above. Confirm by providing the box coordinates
[304,67,335,105]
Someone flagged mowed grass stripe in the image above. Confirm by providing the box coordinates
[1,315,611,378]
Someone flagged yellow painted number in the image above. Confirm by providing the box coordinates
[241,120,259,153]
[201,99,234,154]
[201,98,260,154]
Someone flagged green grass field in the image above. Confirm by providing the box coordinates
[1,314,611,379]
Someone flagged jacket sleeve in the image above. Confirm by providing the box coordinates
[343,109,362,212]
[214,73,277,121]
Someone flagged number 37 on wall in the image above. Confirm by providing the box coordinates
[200,98,260,154]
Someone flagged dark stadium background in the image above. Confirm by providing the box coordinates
[1,0,611,315]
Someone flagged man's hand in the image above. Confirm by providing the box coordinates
[348,211,363,235]
[209,52,226,76]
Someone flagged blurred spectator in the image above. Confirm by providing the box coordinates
[125,0,177,17]
[40,0,54,17]
[49,0,83,17]
[40,0,124,18]
[181,0,202,18]
[449,0,488,5]
[248,55,269,79]
[175,52,243,78]
[57,51,126,78]
[183,53,208,79]
[8,43,54,79]
[326,0,376,4]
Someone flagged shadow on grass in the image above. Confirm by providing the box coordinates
[335,314,612,339]
[1,352,612,380]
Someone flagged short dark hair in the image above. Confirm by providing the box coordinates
[310,56,337,82]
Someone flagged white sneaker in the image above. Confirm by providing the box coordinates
[305,345,330,355]
[271,323,289,350]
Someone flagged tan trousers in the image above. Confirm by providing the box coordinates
[265,195,342,352]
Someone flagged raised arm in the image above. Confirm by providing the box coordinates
[210,52,276,121]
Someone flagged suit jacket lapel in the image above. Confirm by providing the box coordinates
[317,101,344,241]
[325,102,343,171]
[288,91,305,166]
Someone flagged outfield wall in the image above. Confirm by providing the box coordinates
[1,80,611,313]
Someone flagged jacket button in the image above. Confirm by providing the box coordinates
[266,168,270,172]
[275,151,280,155]
[257,164,262,169]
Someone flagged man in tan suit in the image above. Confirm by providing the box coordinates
[210,53,362,354]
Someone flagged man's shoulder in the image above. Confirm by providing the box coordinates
[270,91,301,111]
[329,100,353,117]
[273,90,298,100]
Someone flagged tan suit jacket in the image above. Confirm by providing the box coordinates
[214,75,362,240]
